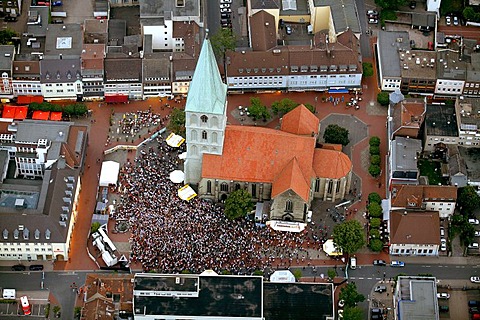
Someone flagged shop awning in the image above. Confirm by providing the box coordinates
[14,106,28,120]
[2,105,15,118]
[50,112,63,121]
[32,110,50,120]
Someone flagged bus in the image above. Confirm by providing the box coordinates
[20,296,31,315]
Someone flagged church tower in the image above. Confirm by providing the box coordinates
[184,37,227,184]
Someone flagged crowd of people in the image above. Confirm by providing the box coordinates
[118,109,163,137]
[113,137,333,274]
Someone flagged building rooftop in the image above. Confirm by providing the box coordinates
[392,98,426,138]
[104,58,142,81]
[400,50,437,80]
[467,53,480,82]
[397,277,439,320]
[39,58,81,84]
[378,31,410,78]
[437,50,467,80]
[263,282,334,320]
[27,6,50,37]
[391,136,422,172]
[0,46,15,72]
[44,24,83,59]
[142,52,171,80]
[459,146,480,181]
[133,274,263,319]
[313,0,361,33]
[250,11,277,52]
[391,185,457,208]
[83,19,108,44]
[425,104,459,137]
[390,210,440,245]
[108,19,126,47]
[140,0,200,21]
[457,97,480,131]
[250,0,280,9]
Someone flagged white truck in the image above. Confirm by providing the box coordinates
[2,288,15,299]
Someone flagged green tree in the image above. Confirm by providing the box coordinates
[368,192,382,205]
[248,97,270,121]
[333,220,366,255]
[0,29,17,45]
[375,0,407,10]
[91,222,101,234]
[343,306,364,320]
[367,202,383,218]
[370,145,380,155]
[370,218,382,228]
[370,228,380,239]
[74,306,82,320]
[303,103,316,113]
[463,7,476,21]
[52,305,61,317]
[224,189,254,220]
[362,62,374,77]
[460,223,476,247]
[271,98,298,116]
[370,154,381,166]
[457,185,480,216]
[369,164,381,178]
[339,282,365,308]
[323,124,350,146]
[327,268,336,281]
[210,28,236,61]
[292,269,302,281]
[377,91,390,106]
[167,108,186,136]
[369,136,381,147]
[369,238,384,252]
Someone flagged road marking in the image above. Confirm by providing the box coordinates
[423,265,431,268]
[358,277,365,280]
[350,277,356,280]
[367,277,372,280]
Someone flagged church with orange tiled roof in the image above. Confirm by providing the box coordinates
[184,38,352,224]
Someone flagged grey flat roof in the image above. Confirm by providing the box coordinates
[16,120,72,142]
[314,0,361,33]
[459,146,480,180]
[108,20,126,46]
[44,24,83,59]
[0,46,14,72]
[140,0,200,19]
[27,6,50,37]
[425,104,459,137]
[398,277,438,320]
[263,282,334,320]
[467,53,480,82]
[437,50,467,80]
[142,53,171,79]
[457,97,480,130]
[133,274,263,318]
[392,136,422,171]
[378,31,410,78]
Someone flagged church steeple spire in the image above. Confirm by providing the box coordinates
[185,38,227,115]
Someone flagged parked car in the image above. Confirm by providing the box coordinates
[439,305,449,313]
[440,239,447,251]
[390,260,405,267]
[440,227,445,237]
[469,218,480,225]
[350,257,357,270]
[374,285,387,293]
[220,0,232,2]
[29,264,43,271]
[471,276,480,283]
[471,307,480,314]
[285,25,292,35]
[469,301,480,308]
[4,15,17,22]
[373,259,386,266]
[338,299,345,308]
[469,243,479,249]
[368,18,378,24]
[220,8,231,13]
[446,16,451,26]
[51,19,63,24]
[453,16,459,26]
[52,0,62,5]
[11,264,26,271]
[220,3,230,9]
[437,292,450,299]
[476,231,480,237]
[367,10,378,16]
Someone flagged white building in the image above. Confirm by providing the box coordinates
[40,58,83,101]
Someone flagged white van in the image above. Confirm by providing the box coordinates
[350,257,357,270]
[2,288,15,299]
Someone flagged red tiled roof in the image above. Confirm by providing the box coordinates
[271,157,310,202]
[390,210,440,245]
[50,112,62,121]
[391,185,457,208]
[32,110,50,120]
[202,125,316,183]
[280,104,319,135]
[312,149,352,179]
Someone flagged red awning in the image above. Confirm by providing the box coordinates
[17,95,44,104]
[105,95,128,103]
[50,112,62,121]
[14,106,28,120]
[2,105,16,118]
[32,110,50,120]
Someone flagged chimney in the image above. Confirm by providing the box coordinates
[59,54,62,60]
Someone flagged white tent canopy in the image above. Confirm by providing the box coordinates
[178,184,197,201]
[323,239,343,256]
[169,170,185,183]
[270,270,296,283]
[99,161,120,187]
[266,221,306,233]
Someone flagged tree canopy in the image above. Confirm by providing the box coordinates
[271,98,298,116]
[369,136,381,147]
[362,62,373,77]
[210,28,236,60]
[339,282,365,308]
[377,91,390,106]
[323,124,350,146]
[333,220,365,255]
[369,164,381,178]
[248,97,270,121]
[367,202,383,218]
[224,189,254,220]
[0,29,17,45]
[343,306,364,320]
[375,0,407,10]
[167,108,186,136]
[368,192,382,205]
[457,185,480,216]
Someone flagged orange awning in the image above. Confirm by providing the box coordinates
[50,112,62,121]
[32,110,50,120]
[2,105,16,118]
[14,106,28,120]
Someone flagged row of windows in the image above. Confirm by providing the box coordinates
[210,181,258,197]
[437,87,462,92]
[392,248,434,254]
[465,83,480,88]
[0,247,47,252]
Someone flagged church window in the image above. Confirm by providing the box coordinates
[251,184,257,197]
[191,145,198,156]
[201,115,208,123]
[285,200,293,212]
[212,132,218,144]
[202,130,207,140]
[220,182,229,192]
[191,130,197,141]
[211,116,219,128]
[336,180,340,193]
[190,114,198,125]
[327,180,333,193]
[207,180,212,193]
[315,178,320,192]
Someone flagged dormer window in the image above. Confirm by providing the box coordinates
[45,72,50,80]
[56,72,61,80]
